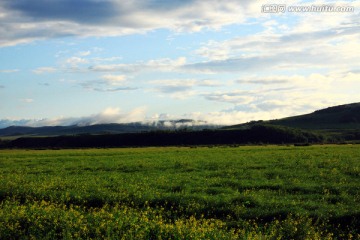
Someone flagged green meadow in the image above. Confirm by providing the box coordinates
[1,145,359,239]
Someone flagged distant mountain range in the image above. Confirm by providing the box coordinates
[0,119,219,137]
[2,103,360,148]
[1,103,360,139]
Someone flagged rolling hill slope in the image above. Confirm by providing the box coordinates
[225,103,360,131]
[269,103,360,130]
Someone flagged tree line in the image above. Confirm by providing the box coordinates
[0,125,330,149]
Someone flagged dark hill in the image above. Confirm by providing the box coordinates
[224,103,360,142]
[270,103,360,130]
[225,103,360,131]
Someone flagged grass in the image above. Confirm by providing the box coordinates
[0,145,359,239]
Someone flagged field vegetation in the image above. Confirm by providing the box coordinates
[1,145,359,239]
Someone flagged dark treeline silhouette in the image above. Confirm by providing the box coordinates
[1,125,329,149]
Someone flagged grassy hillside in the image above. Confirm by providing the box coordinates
[269,103,360,130]
[226,103,360,131]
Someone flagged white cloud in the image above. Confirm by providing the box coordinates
[20,98,34,103]
[92,57,122,63]
[65,57,88,66]
[196,71,360,123]
[32,67,57,74]
[102,74,126,85]
[151,79,196,93]
[79,74,136,92]
[80,82,137,92]
[191,4,359,73]
[78,51,91,56]
[5,107,148,127]
[184,111,283,126]
[237,76,290,85]
[89,57,186,73]
[0,69,19,73]
[236,73,334,88]
[203,90,256,104]
[74,107,147,126]
[287,1,360,33]
[149,78,225,99]
[197,79,223,87]
[0,0,269,47]
[149,79,198,99]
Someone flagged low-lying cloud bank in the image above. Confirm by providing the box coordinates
[0,102,334,129]
[0,107,147,128]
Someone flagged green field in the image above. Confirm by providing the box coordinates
[1,145,359,239]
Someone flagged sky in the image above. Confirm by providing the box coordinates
[0,0,359,128]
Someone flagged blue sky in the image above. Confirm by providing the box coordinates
[0,0,359,127]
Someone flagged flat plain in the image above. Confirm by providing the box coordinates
[1,145,359,239]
